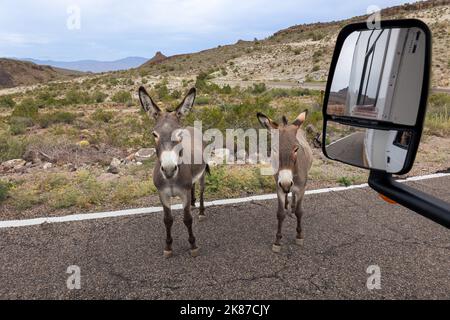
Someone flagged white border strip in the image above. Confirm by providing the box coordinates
[0,172,448,229]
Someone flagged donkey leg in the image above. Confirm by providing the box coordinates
[273,198,286,253]
[291,193,296,215]
[294,193,305,246]
[162,205,174,258]
[198,173,206,221]
[191,183,196,207]
[182,190,199,257]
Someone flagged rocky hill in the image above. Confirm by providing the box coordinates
[0,58,83,89]
[135,0,449,88]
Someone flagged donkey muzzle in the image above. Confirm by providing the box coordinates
[278,169,293,193]
[278,181,293,193]
[161,164,178,179]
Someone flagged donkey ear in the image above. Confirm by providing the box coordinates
[257,112,279,130]
[175,87,196,117]
[292,109,308,127]
[139,86,160,118]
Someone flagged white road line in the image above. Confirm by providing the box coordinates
[0,172,448,229]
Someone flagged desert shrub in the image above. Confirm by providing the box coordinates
[0,95,16,108]
[221,85,232,94]
[91,109,115,123]
[195,96,211,105]
[250,83,267,94]
[170,89,181,99]
[308,31,325,41]
[48,170,106,209]
[312,65,320,72]
[65,89,92,105]
[0,132,28,162]
[0,180,12,202]
[154,82,170,100]
[111,90,132,104]
[92,91,108,103]
[9,116,34,135]
[111,178,156,204]
[38,111,77,128]
[12,98,39,119]
[425,93,450,136]
[312,50,323,63]
[195,71,209,90]
[35,90,58,106]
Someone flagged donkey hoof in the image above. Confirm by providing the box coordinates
[190,247,200,257]
[295,238,304,246]
[272,244,281,253]
[198,214,207,222]
[163,250,173,258]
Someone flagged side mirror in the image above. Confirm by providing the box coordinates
[323,19,430,174]
[322,19,450,228]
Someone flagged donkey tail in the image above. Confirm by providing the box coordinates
[205,164,211,176]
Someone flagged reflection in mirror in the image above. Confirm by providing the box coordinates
[325,121,413,173]
[328,27,425,125]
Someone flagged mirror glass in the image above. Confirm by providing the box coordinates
[327,27,426,126]
[325,121,413,173]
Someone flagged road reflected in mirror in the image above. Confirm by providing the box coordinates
[325,121,413,173]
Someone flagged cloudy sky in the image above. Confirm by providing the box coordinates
[0,0,410,61]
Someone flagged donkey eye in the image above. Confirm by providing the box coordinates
[152,131,159,139]
[293,146,299,154]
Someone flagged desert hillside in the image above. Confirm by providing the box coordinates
[0,58,83,89]
[134,0,449,88]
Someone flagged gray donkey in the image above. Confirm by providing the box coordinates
[257,110,313,253]
[138,86,208,258]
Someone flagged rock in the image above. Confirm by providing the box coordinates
[135,148,156,162]
[98,172,120,182]
[65,163,77,172]
[124,153,136,164]
[107,166,119,174]
[43,162,53,170]
[110,157,121,167]
[313,133,322,148]
[107,157,121,174]
[305,124,317,135]
[23,150,40,163]
[2,159,26,170]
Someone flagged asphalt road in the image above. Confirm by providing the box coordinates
[0,176,449,299]
[327,132,366,167]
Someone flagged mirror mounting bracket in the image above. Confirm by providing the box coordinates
[368,170,450,228]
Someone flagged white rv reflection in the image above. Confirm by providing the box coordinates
[328,27,425,126]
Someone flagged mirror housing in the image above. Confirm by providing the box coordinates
[322,19,431,175]
[322,19,449,229]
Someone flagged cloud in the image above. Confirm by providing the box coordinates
[0,33,51,46]
[0,0,411,60]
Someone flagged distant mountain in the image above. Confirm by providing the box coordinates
[21,56,148,73]
[0,58,83,89]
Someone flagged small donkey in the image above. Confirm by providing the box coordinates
[138,86,208,258]
[257,110,313,253]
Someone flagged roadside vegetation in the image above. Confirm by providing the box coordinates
[0,68,448,217]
